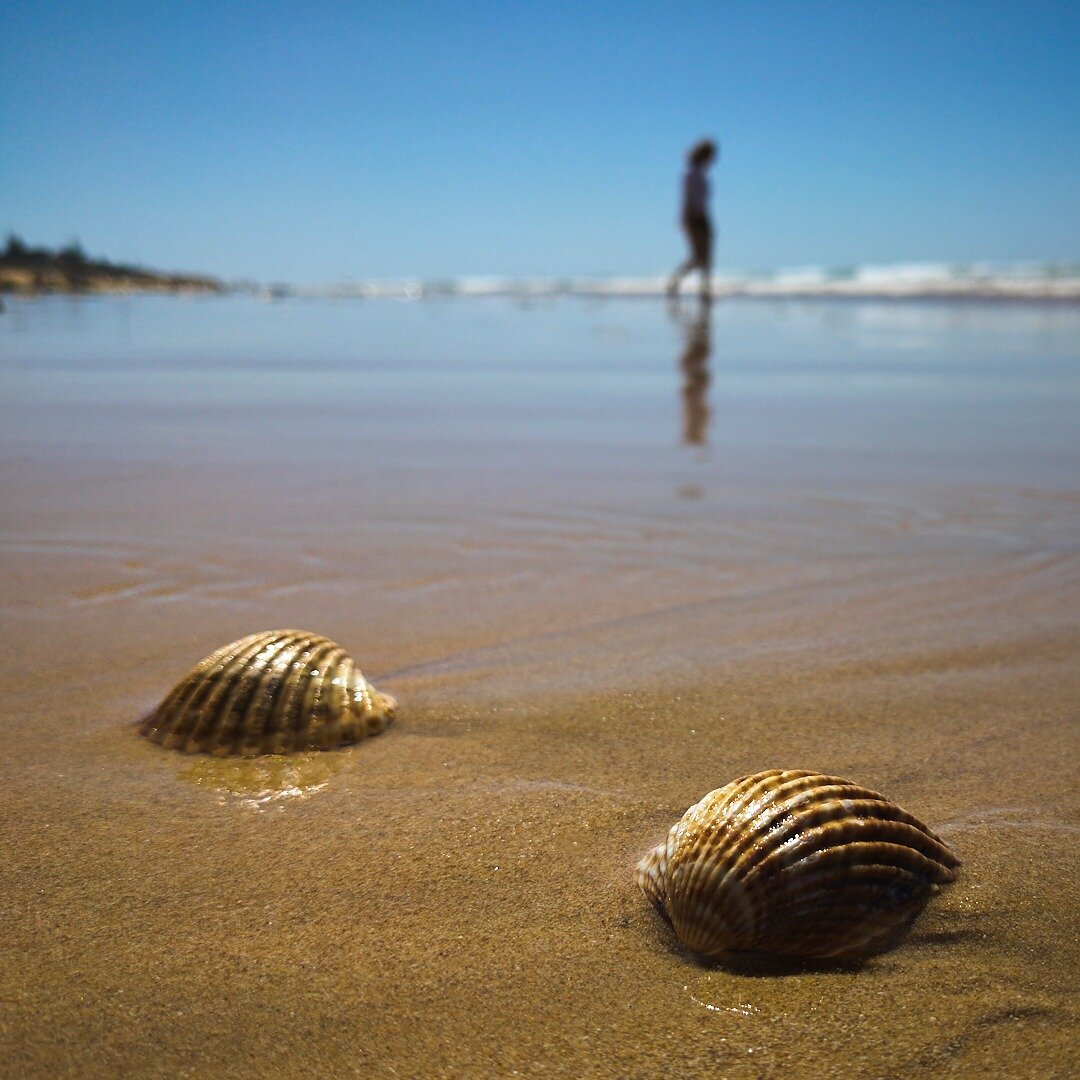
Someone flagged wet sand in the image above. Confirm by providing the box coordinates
[1,297,1078,1077]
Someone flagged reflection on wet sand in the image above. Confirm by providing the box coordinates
[675,298,712,448]
[178,751,350,809]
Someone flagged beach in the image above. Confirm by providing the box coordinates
[1,295,1077,1077]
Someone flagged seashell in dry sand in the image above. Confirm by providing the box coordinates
[636,769,959,960]
[140,630,396,756]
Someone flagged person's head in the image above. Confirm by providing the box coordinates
[688,139,718,168]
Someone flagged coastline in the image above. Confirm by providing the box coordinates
[3,264,1077,303]
[0,257,223,297]
[270,267,1080,304]
[0,266,223,295]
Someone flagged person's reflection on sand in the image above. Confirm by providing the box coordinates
[676,298,712,450]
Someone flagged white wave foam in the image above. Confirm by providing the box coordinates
[264,261,1080,302]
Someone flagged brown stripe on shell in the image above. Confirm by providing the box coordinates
[237,632,322,756]
[147,631,296,752]
[139,630,395,756]
[149,631,277,749]
[199,633,308,755]
[260,633,327,753]
[635,770,959,960]
[189,633,293,752]
[669,770,842,937]
[286,637,341,749]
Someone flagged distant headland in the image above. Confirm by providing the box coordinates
[0,236,223,295]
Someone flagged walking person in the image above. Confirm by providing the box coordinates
[668,139,718,299]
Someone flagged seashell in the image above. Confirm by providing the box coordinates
[139,630,396,756]
[636,769,959,960]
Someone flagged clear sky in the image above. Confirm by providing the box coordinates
[2,1,1078,281]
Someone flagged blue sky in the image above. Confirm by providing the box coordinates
[2,1,1078,280]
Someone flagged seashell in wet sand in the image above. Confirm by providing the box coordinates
[636,769,959,960]
[140,630,396,756]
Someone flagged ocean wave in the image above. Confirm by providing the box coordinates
[263,261,1080,302]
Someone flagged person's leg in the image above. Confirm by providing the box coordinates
[698,220,713,299]
[669,218,703,297]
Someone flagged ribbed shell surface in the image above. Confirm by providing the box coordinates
[636,769,959,959]
[139,630,396,756]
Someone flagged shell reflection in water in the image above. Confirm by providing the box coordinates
[140,630,396,756]
[179,753,349,808]
[636,769,960,960]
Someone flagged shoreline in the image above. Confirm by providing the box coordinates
[3,271,1078,304]
[0,267,223,296]
[269,269,1080,304]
